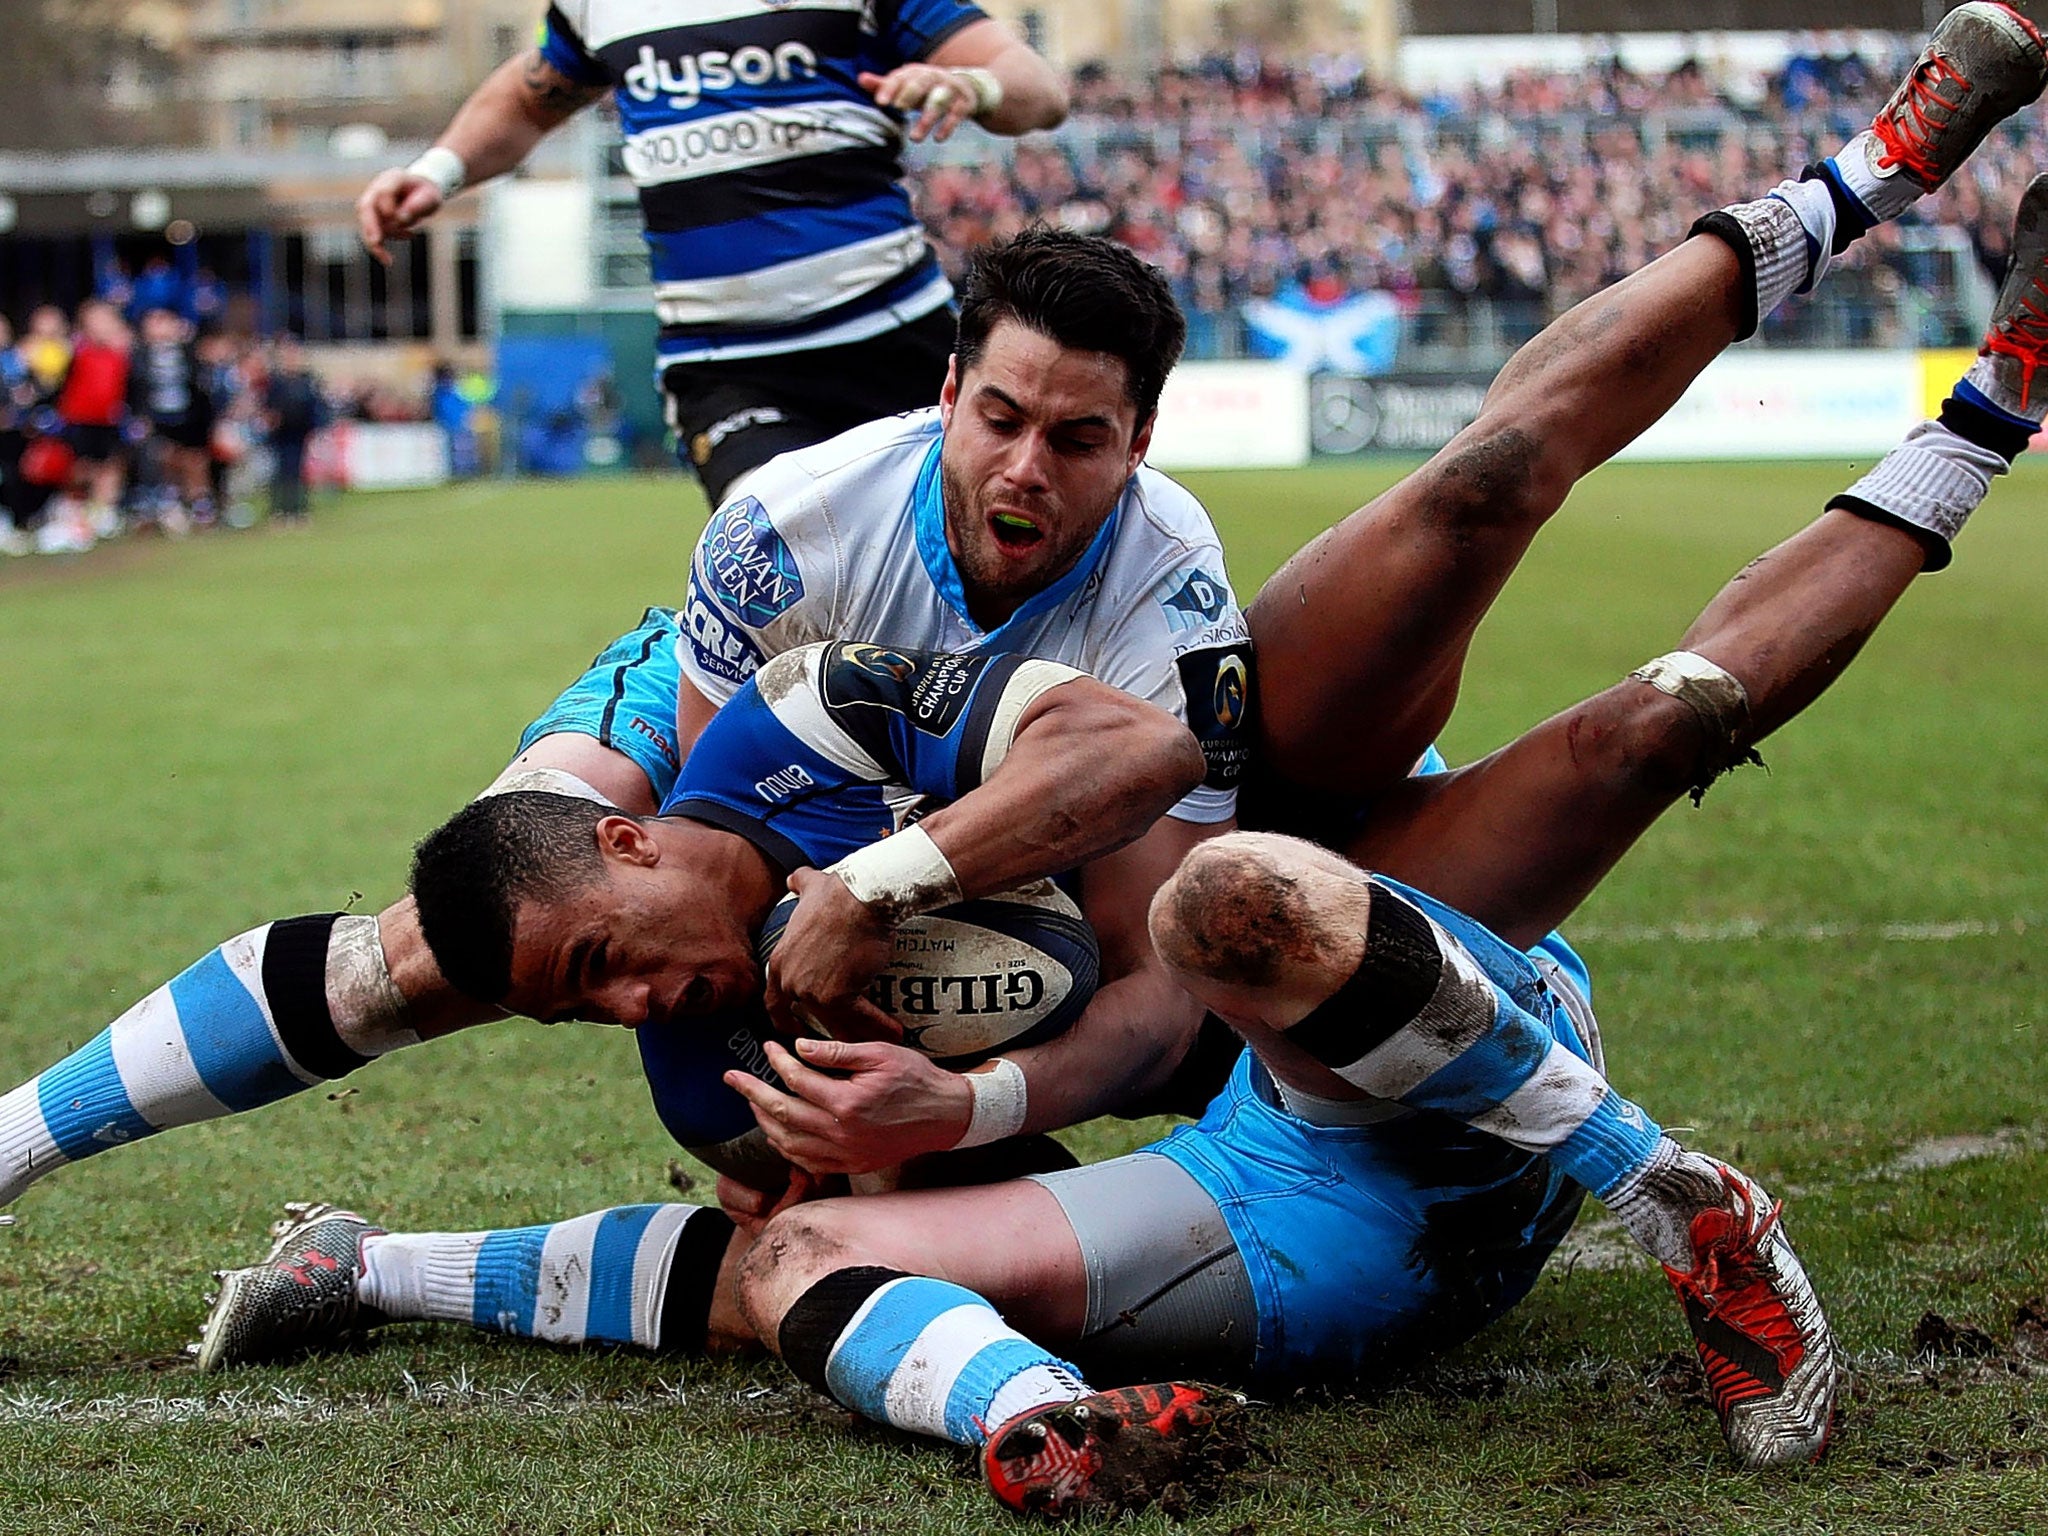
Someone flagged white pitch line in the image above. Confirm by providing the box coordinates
[0,1375,793,1427]
[1572,915,2038,944]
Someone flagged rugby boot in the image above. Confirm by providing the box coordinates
[192,1200,386,1372]
[1975,173,2048,412]
[1862,3,2047,193]
[1662,1163,1843,1469]
[982,1382,1252,1519]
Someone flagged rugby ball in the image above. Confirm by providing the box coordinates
[756,879,1100,1066]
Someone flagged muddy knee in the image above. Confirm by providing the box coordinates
[735,1204,855,1338]
[1427,419,1572,534]
[1149,833,1370,996]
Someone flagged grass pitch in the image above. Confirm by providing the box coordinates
[2,459,2045,1533]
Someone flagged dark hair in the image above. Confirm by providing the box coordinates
[955,227,1187,427]
[409,792,614,1003]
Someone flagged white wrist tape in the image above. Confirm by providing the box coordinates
[954,1056,1028,1148]
[956,66,1004,117]
[827,825,962,923]
[405,146,467,200]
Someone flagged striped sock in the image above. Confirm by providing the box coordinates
[358,1203,733,1350]
[0,916,366,1207]
[1828,414,2015,571]
[779,1267,1090,1446]
[1692,178,1837,339]
[1279,881,1667,1204]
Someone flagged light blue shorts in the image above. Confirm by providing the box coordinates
[517,608,688,804]
[1145,890,1595,1385]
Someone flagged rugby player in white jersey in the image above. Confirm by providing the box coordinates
[0,230,1249,1214]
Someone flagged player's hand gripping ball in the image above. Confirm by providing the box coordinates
[757,879,1099,1066]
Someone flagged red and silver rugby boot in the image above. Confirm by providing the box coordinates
[192,1200,386,1372]
[1864,2,2047,193]
[1975,173,2048,413]
[1663,1164,1843,1469]
[982,1382,1252,1519]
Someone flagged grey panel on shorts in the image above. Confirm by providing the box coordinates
[1027,1151,1258,1379]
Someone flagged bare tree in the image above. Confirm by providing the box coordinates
[0,0,200,150]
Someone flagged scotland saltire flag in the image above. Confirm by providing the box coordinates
[1243,287,1401,375]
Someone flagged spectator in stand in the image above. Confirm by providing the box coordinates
[191,267,229,331]
[129,308,215,532]
[128,255,186,325]
[263,335,323,527]
[0,316,30,555]
[197,331,260,527]
[20,306,72,398]
[53,300,132,545]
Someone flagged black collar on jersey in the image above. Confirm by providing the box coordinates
[663,799,808,878]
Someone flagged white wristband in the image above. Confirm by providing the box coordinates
[405,146,467,201]
[955,66,1004,118]
[827,824,962,924]
[954,1056,1028,1149]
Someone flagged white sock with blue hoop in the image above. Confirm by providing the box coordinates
[0,915,377,1208]
[778,1268,1091,1445]
[359,1203,732,1350]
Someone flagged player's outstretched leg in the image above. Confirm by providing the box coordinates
[0,916,417,1211]
[195,1198,739,1370]
[1150,838,1841,1467]
[1247,0,2047,807]
[1343,171,2048,950]
[0,731,656,1214]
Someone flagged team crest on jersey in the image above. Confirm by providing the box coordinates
[1157,567,1231,633]
[1176,643,1255,789]
[704,496,805,628]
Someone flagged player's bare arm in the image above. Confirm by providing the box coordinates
[860,18,1069,144]
[761,677,1204,1037]
[357,50,607,264]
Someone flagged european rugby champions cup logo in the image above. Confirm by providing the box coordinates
[845,644,917,682]
[1211,652,1248,731]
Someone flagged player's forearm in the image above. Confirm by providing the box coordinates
[966,43,1069,135]
[920,688,1204,900]
[433,52,594,188]
[928,26,1069,135]
[1003,962,1204,1135]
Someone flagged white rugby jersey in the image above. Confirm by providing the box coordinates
[678,408,1252,823]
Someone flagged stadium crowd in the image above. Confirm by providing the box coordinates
[0,303,335,554]
[913,42,2048,354]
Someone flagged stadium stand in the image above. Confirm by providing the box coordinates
[913,43,2043,364]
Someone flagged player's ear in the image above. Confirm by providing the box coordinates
[595,813,660,868]
[939,354,961,422]
[1126,410,1156,473]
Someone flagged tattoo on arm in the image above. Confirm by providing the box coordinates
[519,50,606,117]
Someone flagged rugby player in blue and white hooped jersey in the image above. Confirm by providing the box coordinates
[354,1,1067,504]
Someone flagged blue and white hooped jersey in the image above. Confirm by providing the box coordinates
[677,409,1253,824]
[662,640,1082,871]
[539,0,980,364]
